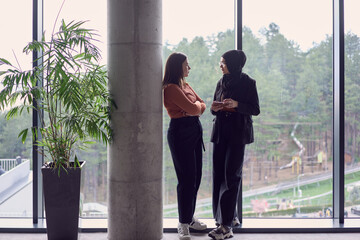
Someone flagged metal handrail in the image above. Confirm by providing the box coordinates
[0,158,26,172]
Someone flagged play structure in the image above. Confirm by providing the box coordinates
[279,123,328,173]
[279,123,305,171]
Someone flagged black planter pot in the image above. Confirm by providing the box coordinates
[42,161,85,240]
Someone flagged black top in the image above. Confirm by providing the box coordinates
[211,72,260,144]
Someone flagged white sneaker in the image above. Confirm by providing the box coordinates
[208,225,233,240]
[177,223,191,240]
[189,217,207,230]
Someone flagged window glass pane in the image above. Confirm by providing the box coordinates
[44,0,107,218]
[163,0,235,218]
[344,0,360,218]
[243,0,333,218]
[0,0,33,217]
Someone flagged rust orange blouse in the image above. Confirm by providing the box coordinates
[163,83,206,119]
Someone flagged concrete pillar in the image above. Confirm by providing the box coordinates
[107,0,162,239]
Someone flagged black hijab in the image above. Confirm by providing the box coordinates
[222,50,246,75]
[220,50,247,92]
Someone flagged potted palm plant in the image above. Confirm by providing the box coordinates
[0,19,113,240]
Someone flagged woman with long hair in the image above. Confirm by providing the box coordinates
[163,52,207,240]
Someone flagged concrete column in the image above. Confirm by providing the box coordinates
[107,0,162,239]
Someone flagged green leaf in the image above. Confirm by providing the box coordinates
[0,19,113,173]
[18,128,29,144]
[74,155,80,168]
[0,58,12,66]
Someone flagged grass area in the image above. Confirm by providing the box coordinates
[164,170,360,218]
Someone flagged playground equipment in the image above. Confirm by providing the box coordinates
[280,123,305,171]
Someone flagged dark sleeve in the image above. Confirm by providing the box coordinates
[236,80,260,116]
[210,81,221,116]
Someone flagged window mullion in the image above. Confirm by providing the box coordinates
[32,0,44,224]
[332,0,345,224]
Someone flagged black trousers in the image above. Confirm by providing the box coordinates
[212,115,245,226]
[167,116,203,224]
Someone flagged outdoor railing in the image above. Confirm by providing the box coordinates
[0,158,25,172]
[0,159,30,195]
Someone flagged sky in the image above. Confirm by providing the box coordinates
[163,0,360,51]
[1,0,360,68]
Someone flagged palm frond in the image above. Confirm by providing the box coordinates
[0,19,115,173]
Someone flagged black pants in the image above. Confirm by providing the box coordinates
[212,115,245,226]
[167,116,203,224]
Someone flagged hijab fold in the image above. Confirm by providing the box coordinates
[220,50,247,94]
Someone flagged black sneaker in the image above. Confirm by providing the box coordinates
[232,217,240,227]
[208,225,233,240]
[215,217,240,227]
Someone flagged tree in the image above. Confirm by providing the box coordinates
[0,111,32,159]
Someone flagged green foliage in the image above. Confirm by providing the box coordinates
[0,20,114,174]
[162,23,360,210]
[349,186,360,204]
[0,111,32,159]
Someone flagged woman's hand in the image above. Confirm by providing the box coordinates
[211,101,224,112]
[184,101,202,116]
[223,98,238,108]
[184,112,199,116]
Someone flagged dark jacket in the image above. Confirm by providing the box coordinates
[210,72,260,144]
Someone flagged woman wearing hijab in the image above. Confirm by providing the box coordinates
[163,52,207,240]
[209,50,260,240]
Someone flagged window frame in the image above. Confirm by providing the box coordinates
[0,0,355,232]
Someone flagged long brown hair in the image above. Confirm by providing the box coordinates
[162,52,187,88]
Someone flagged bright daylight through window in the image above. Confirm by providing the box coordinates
[242,0,333,218]
[0,0,32,218]
[162,0,235,219]
[0,0,108,219]
[161,0,359,220]
[1,0,359,226]
[344,0,360,219]
[44,0,108,218]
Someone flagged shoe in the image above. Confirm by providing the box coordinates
[232,217,240,227]
[215,217,240,227]
[208,225,233,240]
[178,223,191,240]
[189,217,207,230]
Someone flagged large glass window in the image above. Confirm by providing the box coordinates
[344,0,360,218]
[162,0,235,218]
[0,0,355,227]
[242,0,333,218]
[0,0,33,217]
[44,0,108,218]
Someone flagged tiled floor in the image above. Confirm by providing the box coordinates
[0,233,360,240]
